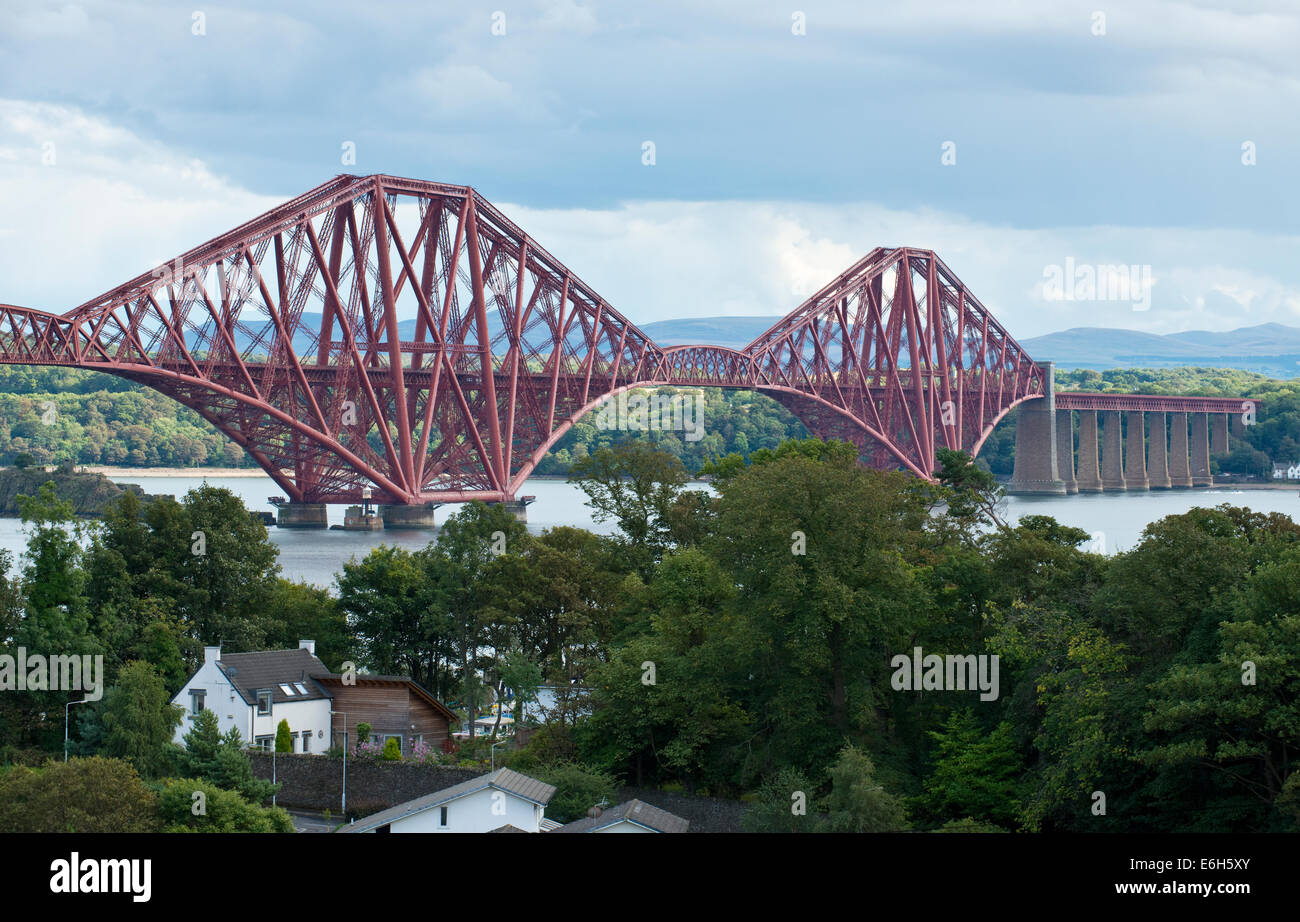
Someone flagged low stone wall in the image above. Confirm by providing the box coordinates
[249,752,480,818]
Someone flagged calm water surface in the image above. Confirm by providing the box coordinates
[1,474,1295,590]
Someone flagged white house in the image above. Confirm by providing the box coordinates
[554,799,689,834]
[337,768,561,833]
[171,640,333,753]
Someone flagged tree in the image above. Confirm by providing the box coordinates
[99,660,183,777]
[275,719,294,753]
[916,709,1023,829]
[0,756,159,833]
[570,441,688,573]
[533,761,618,824]
[178,709,276,803]
[821,745,908,832]
[158,778,293,832]
[741,767,820,833]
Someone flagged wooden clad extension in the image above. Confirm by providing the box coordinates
[312,674,455,755]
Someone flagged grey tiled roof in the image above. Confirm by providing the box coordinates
[217,648,332,705]
[555,799,689,834]
[337,768,557,833]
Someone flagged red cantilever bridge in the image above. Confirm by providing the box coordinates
[0,174,1251,525]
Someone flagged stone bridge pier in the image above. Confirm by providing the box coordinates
[1008,384,1248,495]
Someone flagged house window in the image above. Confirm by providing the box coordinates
[301,731,311,753]
[440,806,448,827]
[189,689,206,715]
[257,690,272,715]
[254,736,273,751]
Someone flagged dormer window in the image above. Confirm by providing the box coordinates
[257,690,273,715]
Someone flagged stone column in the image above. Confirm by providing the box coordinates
[1147,411,1172,489]
[1169,412,1193,487]
[1008,363,1065,494]
[1101,410,1126,491]
[489,498,534,522]
[276,502,328,528]
[1212,413,1230,454]
[1056,409,1077,493]
[1124,410,1149,490]
[1230,408,1246,438]
[1191,413,1213,486]
[380,503,439,529]
[1076,410,1102,492]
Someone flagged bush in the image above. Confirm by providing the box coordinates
[533,762,618,824]
[356,722,371,745]
[381,737,402,761]
[157,778,293,833]
[275,719,294,754]
[0,756,159,833]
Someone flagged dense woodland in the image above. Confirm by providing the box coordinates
[3,364,1297,481]
[2,438,1298,832]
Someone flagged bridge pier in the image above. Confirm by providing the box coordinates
[379,503,440,529]
[1124,411,1149,491]
[1008,362,1065,494]
[1101,411,1126,491]
[1212,413,1230,454]
[489,497,535,522]
[1056,409,1077,493]
[1148,412,1172,489]
[1169,413,1193,487]
[1075,410,1103,492]
[276,502,329,529]
[1191,414,1214,486]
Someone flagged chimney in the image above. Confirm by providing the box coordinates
[204,645,221,665]
[299,639,316,655]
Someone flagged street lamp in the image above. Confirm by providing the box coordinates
[329,710,347,817]
[64,696,92,762]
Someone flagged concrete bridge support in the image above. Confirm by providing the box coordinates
[1076,410,1102,492]
[1056,409,1077,493]
[1191,413,1214,486]
[1213,413,1230,454]
[1101,411,1126,491]
[1008,363,1065,494]
[1169,413,1193,487]
[1124,410,1149,490]
[277,502,329,528]
[1147,412,1172,489]
[380,503,440,529]
[489,497,535,522]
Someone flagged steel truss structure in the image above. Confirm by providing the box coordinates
[0,175,1048,502]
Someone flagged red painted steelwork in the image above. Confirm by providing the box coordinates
[0,175,1122,502]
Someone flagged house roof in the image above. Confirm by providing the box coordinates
[216,648,332,705]
[311,673,457,722]
[337,768,558,833]
[554,799,690,834]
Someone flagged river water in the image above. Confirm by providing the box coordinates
[0,473,1296,590]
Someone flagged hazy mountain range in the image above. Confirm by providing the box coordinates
[642,318,1300,379]
[221,313,1300,379]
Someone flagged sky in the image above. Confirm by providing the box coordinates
[1,0,1297,339]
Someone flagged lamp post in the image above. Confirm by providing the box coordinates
[329,710,347,817]
[64,696,92,762]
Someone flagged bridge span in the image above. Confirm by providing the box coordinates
[0,174,1256,524]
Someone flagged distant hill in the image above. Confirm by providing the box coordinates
[1020,322,1300,378]
[219,311,1300,379]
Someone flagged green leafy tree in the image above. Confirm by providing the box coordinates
[158,778,293,832]
[916,710,1023,829]
[821,745,908,832]
[0,756,159,833]
[99,660,183,777]
[534,761,618,824]
[275,719,294,753]
[741,767,820,833]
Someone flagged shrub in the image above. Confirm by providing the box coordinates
[533,762,618,824]
[158,778,293,833]
[0,756,159,833]
[356,722,371,745]
[275,719,294,754]
[381,737,402,761]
